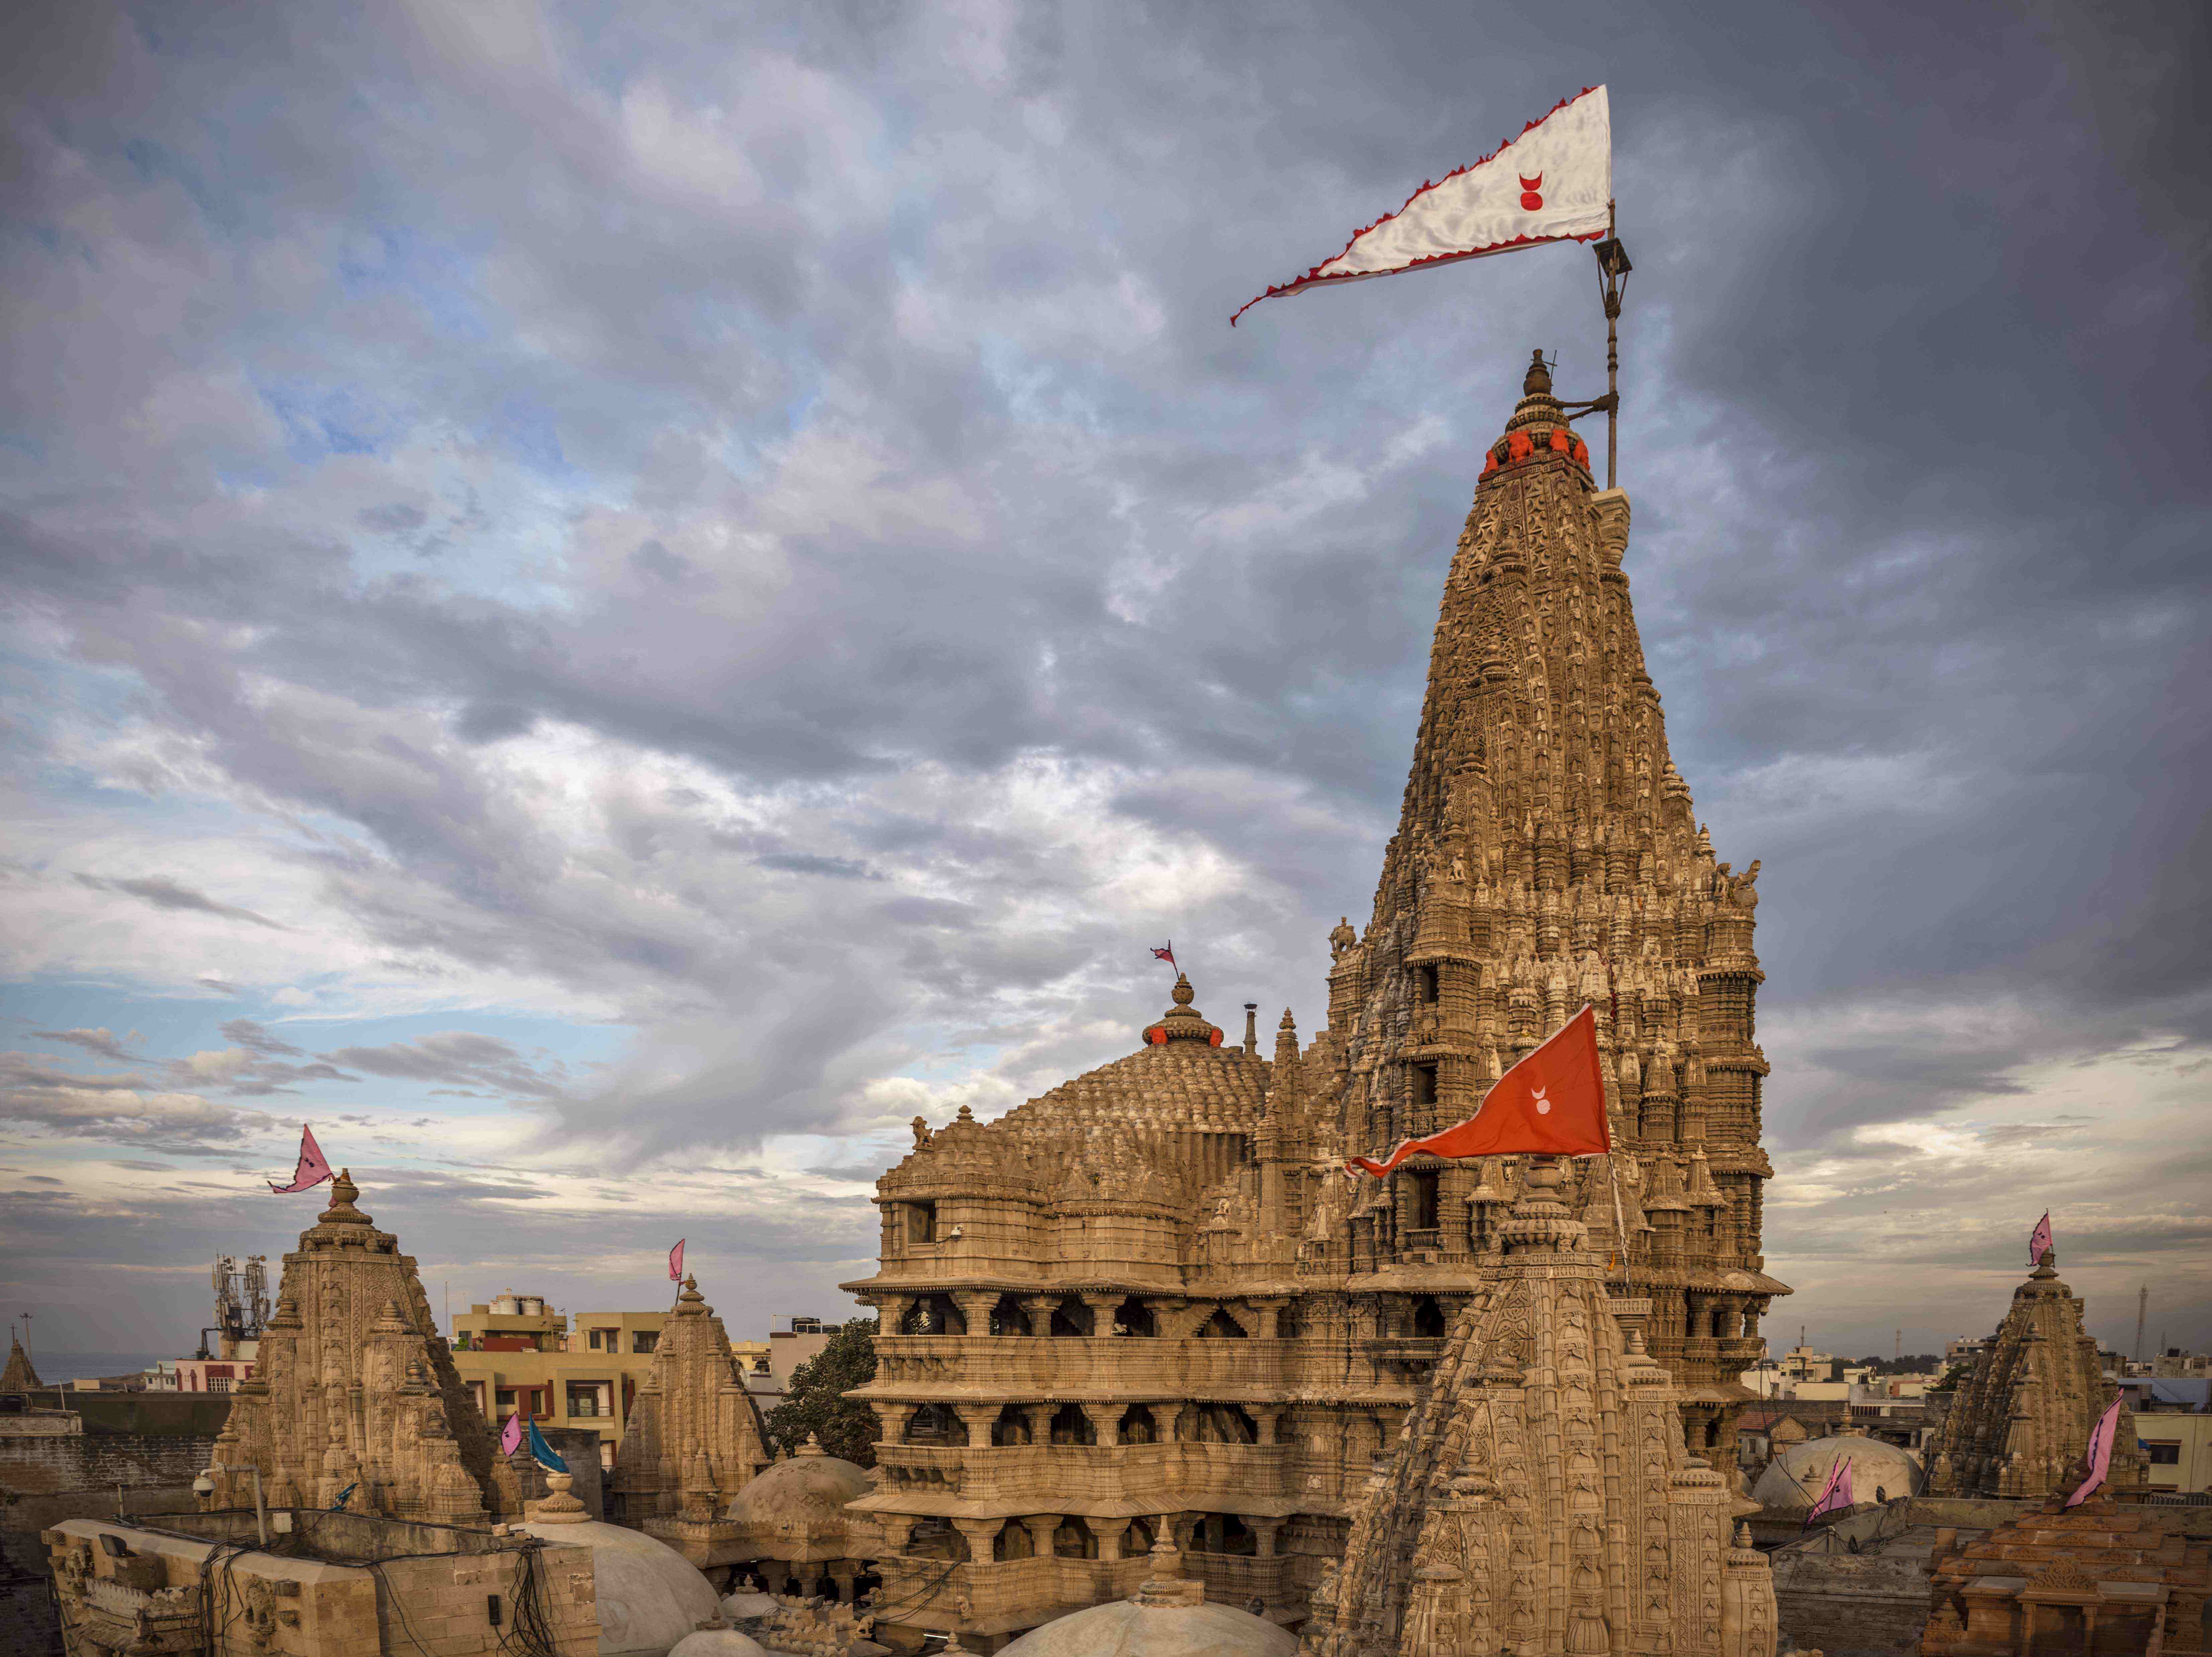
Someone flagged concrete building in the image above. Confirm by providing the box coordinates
[2121,1377,2212,1496]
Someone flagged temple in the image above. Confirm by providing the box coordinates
[203,1168,528,1521]
[1299,1159,1777,1656]
[1927,1250,2147,1500]
[839,351,1790,1650]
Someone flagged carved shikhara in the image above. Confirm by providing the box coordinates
[204,1168,529,1521]
[836,356,1790,1647]
[1926,1253,2148,1500]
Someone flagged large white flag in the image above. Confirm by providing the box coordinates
[1232,85,1611,325]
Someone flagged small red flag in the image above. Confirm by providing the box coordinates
[1348,1006,1609,1176]
[668,1239,685,1281]
[2028,1211,2053,1266]
[268,1125,334,1193]
[1151,944,1177,968]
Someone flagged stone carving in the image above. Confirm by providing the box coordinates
[835,353,1789,1647]
[1924,1250,2146,1500]
[202,1170,515,1519]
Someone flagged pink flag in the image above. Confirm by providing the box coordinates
[2066,1396,2122,1508]
[1805,1455,1855,1524]
[1150,944,1176,968]
[499,1410,524,1457]
[668,1239,685,1281]
[2028,1211,2053,1266]
[267,1126,334,1193]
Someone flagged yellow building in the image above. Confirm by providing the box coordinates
[450,1294,667,1469]
[2128,1380,2212,1497]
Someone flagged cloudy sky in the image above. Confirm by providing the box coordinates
[4,0,2207,1368]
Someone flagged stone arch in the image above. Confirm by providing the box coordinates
[990,1403,1031,1446]
[1117,1405,1160,1445]
[1052,1516,1098,1559]
[1412,1295,1448,1338]
[988,1295,1031,1336]
[1185,1403,1258,1444]
[1048,1403,1096,1445]
[1194,1307,1249,1339]
[993,1519,1034,1561]
[1121,1516,1157,1556]
[1048,1299,1094,1338]
[1188,1513,1257,1556]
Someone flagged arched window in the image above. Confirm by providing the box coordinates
[1121,1517,1156,1556]
[993,1521,1033,1561]
[1052,1517,1098,1559]
[1709,1306,1729,1340]
[1412,1296,1447,1338]
[989,1295,1031,1337]
[1274,1301,1302,1340]
[1188,1513,1257,1556]
[1049,1403,1096,1445]
[1118,1405,1158,1444]
[1195,1308,1247,1339]
[1049,1299,1094,1338]
[990,1404,1031,1446]
[907,1518,969,1561]
[899,1294,965,1336]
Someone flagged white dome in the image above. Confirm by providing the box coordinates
[999,1599,1297,1657]
[668,1632,770,1657]
[516,1517,721,1656]
[724,1440,870,1527]
[1752,1434,1924,1511]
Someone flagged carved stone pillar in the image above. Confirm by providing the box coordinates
[1254,1406,1284,1446]
[1081,1293,1122,1333]
[1018,1295,1057,1336]
[878,1402,917,1443]
[1021,1404,1055,1444]
[878,1514,918,1555]
[952,1518,997,1564]
[952,1403,997,1446]
[1022,1514,1060,1558]
[875,1293,915,1334]
[952,1291,998,1335]
[1081,1403,1121,1446]
[1250,1517,1284,1557]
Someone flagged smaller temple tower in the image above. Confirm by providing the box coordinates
[206,1170,523,1519]
[1300,1157,1777,1657]
[1926,1249,2147,1500]
[611,1273,774,1553]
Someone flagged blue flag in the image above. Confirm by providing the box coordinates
[525,1417,568,1476]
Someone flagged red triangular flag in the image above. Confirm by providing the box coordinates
[268,1126,334,1193]
[1348,1006,1609,1176]
[668,1239,685,1281]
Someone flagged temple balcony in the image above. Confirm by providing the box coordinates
[869,1548,1296,1638]
[869,1441,1299,1512]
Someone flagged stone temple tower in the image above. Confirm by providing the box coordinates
[1926,1248,2147,1500]
[839,353,1791,1646]
[1314,349,1788,1467]
[1301,1159,1777,1657]
[206,1170,526,1520]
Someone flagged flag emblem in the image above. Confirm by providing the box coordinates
[1533,1085,1552,1115]
[1520,172,1544,210]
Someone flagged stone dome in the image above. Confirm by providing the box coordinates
[725,1436,869,1526]
[718,1590,779,1623]
[1752,1432,1924,1511]
[515,1515,721,1656]
[998,1600,1297,1657]
[668,1631,770,1657]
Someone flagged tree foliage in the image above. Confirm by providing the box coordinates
[763,1317,880,1467]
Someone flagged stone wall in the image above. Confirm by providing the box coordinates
[0,1433,220,1657]
[1771,1547,1934,1657]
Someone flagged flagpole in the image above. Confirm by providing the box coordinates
[1594,202,1631,492]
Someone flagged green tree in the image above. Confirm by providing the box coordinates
[764,1317,880,1467]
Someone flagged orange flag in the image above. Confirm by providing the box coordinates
[1348,1005,1609,1176]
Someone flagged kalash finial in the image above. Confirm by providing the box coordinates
[1143,972,1223,1046]
[319,1168,369,1225]
[1172,973,1195,1007]
[1524,347,1553,397]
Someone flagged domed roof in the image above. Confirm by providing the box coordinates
[725,1435,869,1525]
[998,1600,1297,1657]
[1752,1432,1924,1511]
[515,1515,721,1655]
[668,1631,770,1657]
[718,1590,779,1622]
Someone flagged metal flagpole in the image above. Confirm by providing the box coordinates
[1593,203,1632,491]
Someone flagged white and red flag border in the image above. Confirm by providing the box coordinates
[1231,84,1612,326]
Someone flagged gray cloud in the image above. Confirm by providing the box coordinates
[32,1027,139,1062]
[0,0,2204,1355]
[73,874,287,931]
